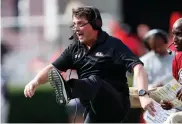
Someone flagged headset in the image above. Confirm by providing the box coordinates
[167,42,174,55]
[69,6,102,40]
[86,6,103,30]
[143,29,169,51]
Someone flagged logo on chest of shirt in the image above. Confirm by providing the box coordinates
[75,54,81,59]
[95,52,104,57]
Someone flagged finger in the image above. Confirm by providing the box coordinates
[176,90,181,97]
[161,103,171,107]
[147,106,155,116]
[162,100,168,103]
[161,103,169,106]
[24,92,27,98]
[177,89,182,100]
[30,85,33,90]
[161,104,173,110]
[160,100,164,104]
[162,106,172,110]
[177,91,182,101]
[149,104,156,112]
[27,90,31,98]
[161,104,168,109]
[27,87,33,98]
[150,100,154,106]
[29,87,33,97]
[24,88,27,97]
[29,90,34,97]
[28,90,32,98]
[151,102,156,112]
[160,100,169,105]
[30,88,35,97]
[24,87,29,98]
[28,88,34,98]
[161,101,171,107]
[28,85,33,95]
[161,106,166,110]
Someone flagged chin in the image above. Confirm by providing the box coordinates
[79,38,87,43]
[79,39,84,43]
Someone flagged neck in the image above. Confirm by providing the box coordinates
[86,30,99,49]
[158,51,169,56]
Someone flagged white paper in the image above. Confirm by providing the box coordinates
[149,79,182,108]
[144,79,182,123]
[144,100,178,123]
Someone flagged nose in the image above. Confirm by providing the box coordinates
[173,36,178,43]
[73,26,80,32]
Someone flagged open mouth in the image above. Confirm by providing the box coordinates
[76,32,84,37]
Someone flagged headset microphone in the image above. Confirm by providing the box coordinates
[69,35,74,40]
[69,31,77,40]
[167,42,174,55]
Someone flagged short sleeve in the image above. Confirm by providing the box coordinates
[52,44,74,71]
[114,41,143,73]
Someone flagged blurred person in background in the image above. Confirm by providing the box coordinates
[110,20,147,57]
[28,56,47,75]
[160,18,182,124]
[136,24,151,54]
[137,24,150,42]
[133,29,174,89]
[1,40,11,123]
[24,6,155,123]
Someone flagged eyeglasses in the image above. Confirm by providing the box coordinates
[70,22,89,30]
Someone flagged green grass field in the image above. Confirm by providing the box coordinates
[8,75,133,94]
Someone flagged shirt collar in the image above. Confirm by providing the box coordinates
[95,30,108,45]
[78,30,109,48]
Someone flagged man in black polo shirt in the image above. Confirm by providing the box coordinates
[24,6,155,123]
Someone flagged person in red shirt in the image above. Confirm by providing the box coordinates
[160,18,182,123]
[109,20,147,57]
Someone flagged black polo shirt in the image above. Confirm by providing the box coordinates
[52,31,143,92]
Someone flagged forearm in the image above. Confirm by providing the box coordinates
[133,64,148,91]
[34,64,54,85]
[133,65,155,114]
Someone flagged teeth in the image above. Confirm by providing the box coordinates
[77,33,83,36]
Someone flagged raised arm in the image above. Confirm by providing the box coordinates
[24,43,75,98]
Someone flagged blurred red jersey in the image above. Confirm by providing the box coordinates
[172,52,182,83]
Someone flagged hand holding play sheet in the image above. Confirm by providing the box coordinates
[149,79,182,108]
